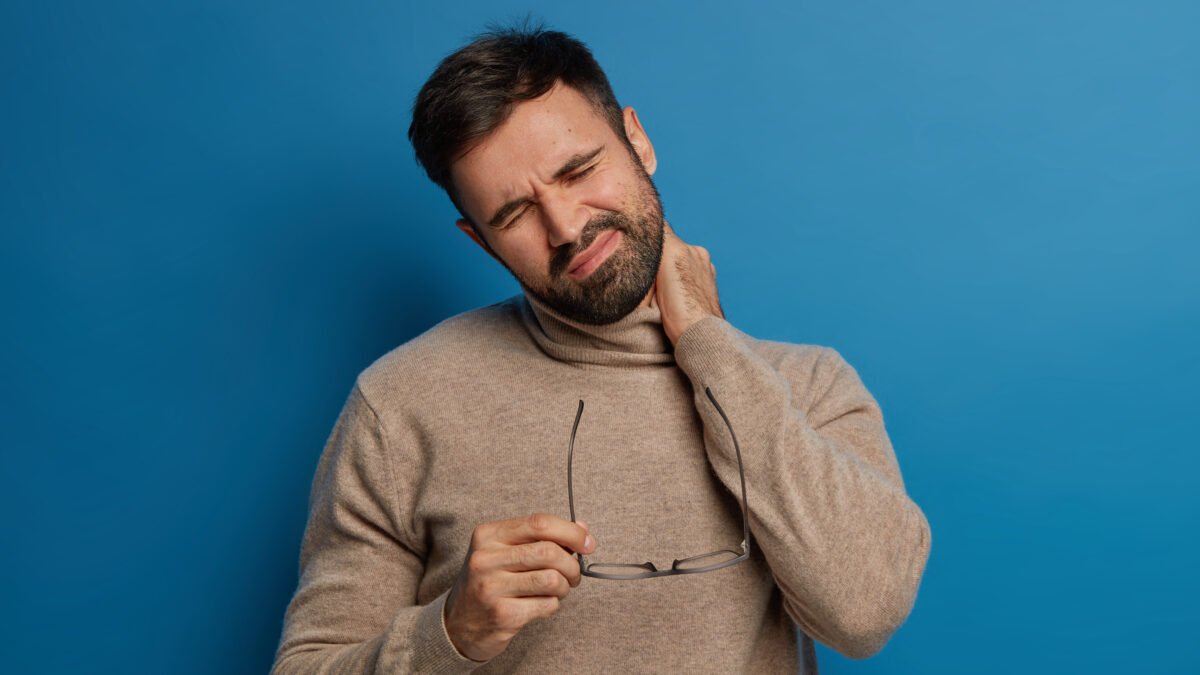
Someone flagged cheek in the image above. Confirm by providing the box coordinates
[496,232,554,276]
[585,173,630,211]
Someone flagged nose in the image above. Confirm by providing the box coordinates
[539,194,589,248]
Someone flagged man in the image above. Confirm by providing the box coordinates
[272,25,930,674]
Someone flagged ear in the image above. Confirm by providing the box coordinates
[622,106,657,176]
[456,218,501,263]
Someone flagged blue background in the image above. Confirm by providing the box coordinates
[2,1,1197,673]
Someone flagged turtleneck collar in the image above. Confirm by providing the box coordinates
[516,291,676,369]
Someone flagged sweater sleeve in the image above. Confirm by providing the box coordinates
[673,317,931,659]
[271,383,486,674]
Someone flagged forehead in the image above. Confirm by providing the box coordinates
[450,83,618,217]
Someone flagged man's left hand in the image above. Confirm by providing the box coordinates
[652,221,724,346]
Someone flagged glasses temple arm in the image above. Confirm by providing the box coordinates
[705,387,751,555]
[567,399,585,525]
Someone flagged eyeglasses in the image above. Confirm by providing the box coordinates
[566,386,751,580]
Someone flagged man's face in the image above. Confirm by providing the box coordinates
[449,82,665,325]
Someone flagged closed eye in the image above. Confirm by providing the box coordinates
[566,165,596,183]
[502,204,532,229]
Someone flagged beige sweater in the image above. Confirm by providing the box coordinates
[271,293,931,673]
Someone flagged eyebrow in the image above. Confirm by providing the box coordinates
[486,146,604,228]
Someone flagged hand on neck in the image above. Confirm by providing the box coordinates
[640,281,658,311]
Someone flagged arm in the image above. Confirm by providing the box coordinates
[271,383,483,674]
[652,222,930,658]
[674,321,931,659]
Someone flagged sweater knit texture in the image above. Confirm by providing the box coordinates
[271,292,931,673]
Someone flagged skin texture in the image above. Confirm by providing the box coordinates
[443,82,724,661]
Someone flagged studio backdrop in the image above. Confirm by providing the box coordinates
[1,1,1197,673]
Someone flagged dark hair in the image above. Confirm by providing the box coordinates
[408,23,629,221]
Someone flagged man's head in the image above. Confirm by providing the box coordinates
[408,25,665,325]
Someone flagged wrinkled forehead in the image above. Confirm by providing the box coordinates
[449,83,621,222]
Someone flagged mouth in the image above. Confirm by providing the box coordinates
[567,229,622,281]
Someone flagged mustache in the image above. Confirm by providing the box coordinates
[549,213,625,278]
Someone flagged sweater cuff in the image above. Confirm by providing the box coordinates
[383,589,488,673]
[673,315,748,384]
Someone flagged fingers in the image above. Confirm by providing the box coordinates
[660,222,712,267]
[661,221,681,250]
[470,566,571,603]
[449,515,592,662]
[472,539,584,587]
[504,568,573,599]
[509,596,561,625]
[485,513,594,556]
[650,220,723,345]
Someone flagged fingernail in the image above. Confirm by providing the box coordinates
[584,534,596,553]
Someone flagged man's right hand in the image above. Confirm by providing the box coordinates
[443,513,597,663]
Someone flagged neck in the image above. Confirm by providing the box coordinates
[516,289,675,369]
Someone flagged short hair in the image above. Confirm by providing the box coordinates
[408,23,629,222]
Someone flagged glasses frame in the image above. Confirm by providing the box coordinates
[567,386,751,580]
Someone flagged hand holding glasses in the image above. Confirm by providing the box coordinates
[566,386,751,580]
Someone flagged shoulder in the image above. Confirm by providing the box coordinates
[717,321,869,413]
[353,296,527,404]
[750,331,851,372]
[746,333,852,395]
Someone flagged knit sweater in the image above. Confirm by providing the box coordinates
[271,292,931,674]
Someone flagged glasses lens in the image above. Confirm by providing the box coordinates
[673,549,742,572]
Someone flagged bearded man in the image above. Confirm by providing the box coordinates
[272,24,931,674]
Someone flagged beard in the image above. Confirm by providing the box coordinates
[511,165,665,325]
